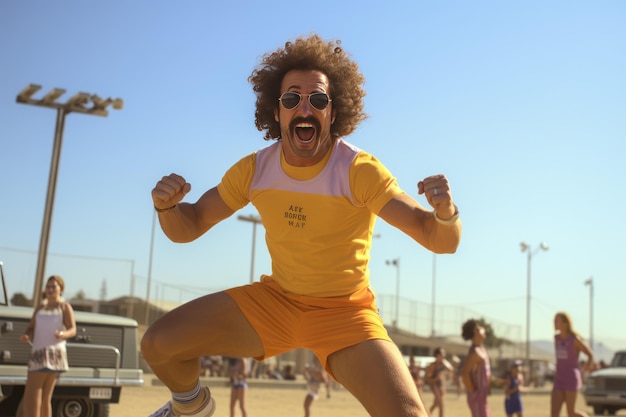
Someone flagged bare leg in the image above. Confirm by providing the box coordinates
[328,339,427,417]
[229,386,237,417]
[141,292,264,393]
[237,387,248,417]
[304,393,315,417]
[436,386,446,417]
[23,372,46,417]
[564,391,588,417]
[40,374,58,417]
[551,389,564,417]
[429,385,445,417]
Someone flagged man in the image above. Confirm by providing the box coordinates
[142,34,462,417]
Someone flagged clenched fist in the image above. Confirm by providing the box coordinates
[152,173,192,211]
[417,174,457,220]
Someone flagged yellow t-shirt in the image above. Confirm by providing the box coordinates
[217,138,404,297]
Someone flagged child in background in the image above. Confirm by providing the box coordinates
[303,355,328,417]
[504,361,524,417]
[227,357,248,417]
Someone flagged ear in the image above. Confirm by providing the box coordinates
[274,107,279,123]
[331,108,336,125]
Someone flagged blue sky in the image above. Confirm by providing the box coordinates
[1,1,624,351]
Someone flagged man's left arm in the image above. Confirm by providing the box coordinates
[378,174,461,254]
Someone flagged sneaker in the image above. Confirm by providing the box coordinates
[148,401,175,417]
[149,389,216,417]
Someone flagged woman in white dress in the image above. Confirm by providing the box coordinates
[20,275,76,417]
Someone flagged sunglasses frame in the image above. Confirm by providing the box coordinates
[279,92,331,111]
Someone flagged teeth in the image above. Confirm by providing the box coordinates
[296,122,314,128]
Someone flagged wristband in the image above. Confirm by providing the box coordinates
[434,206,460,225]
[155,204,177,213]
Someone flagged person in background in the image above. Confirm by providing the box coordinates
[142,33,461,417]
[408,355,423,396]
[303,355,328,417]
[227,357,248,417]
[504,361,524,417]
[461,319,492,417]
[451,355,463,398]
[551,312,594,417]
[425,347,454,417]
[282,364,296,380]
[20,275,76,417]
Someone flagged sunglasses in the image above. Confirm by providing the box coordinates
[279,92,331,111]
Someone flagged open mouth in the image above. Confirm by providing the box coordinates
[295,122,316,143]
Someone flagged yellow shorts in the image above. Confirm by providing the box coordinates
[224,276,391,377]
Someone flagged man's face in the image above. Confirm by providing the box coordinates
[274,69,336,167]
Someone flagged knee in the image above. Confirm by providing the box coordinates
[141,325,171,364]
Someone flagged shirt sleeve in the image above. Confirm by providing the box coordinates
[349,151,405,214]
[216,153,256,211]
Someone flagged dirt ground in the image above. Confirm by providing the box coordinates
[109,375,624,417]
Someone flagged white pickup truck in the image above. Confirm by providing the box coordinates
[583,350,626,416]
[0,261,143,417]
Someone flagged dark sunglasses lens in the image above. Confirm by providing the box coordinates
[309,93,329,110]
[281,93,300,109]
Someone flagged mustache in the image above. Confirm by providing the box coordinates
[289,117,320,132]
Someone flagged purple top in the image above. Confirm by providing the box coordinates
[468,345,491,395]
[554,333,582,391]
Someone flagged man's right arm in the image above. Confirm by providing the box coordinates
[153,178,235,243]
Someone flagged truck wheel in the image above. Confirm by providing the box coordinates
[593,404,606,415]
[53,399,110,417]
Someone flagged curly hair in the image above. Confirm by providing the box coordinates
[248,34,367,141]
[461,319,478,341]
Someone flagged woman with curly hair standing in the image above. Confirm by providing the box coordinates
[461,319,492,417]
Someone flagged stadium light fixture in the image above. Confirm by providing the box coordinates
[16,84,123,307]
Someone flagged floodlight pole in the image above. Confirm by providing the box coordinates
[16,84,123,307]
[385,258,400,328]
[584,277,594,351]
[431,253,436,337]
[34,107,67,307]
[520,241,548,385]
[145,210,157,324]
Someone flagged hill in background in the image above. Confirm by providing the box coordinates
[533,339,617,364]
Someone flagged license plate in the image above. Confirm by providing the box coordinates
[89,387,112,399]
